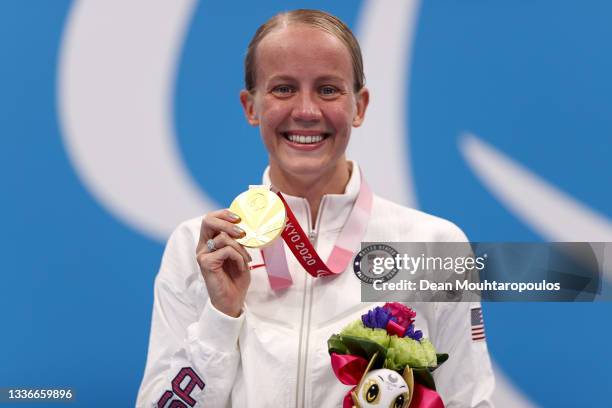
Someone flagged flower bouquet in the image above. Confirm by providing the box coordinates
[328,303,448,408]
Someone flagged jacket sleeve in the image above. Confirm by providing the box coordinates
[431,300,495,407]
[428,223,496,407]
[136,221,244,408]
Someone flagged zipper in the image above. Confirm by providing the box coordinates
[295,197,326,407]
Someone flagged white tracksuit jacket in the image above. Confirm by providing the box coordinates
[137,164,495,407]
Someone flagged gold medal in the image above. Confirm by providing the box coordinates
[229,186,287,248]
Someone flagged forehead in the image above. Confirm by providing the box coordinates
[255,24,354,83]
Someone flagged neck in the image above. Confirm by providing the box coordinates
[270,160,352,228]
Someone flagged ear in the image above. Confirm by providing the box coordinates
[240,89,259,126]
[354,351,378,395]
[352,87,370,127]
[350,390,360,408]
[402,366,414,408]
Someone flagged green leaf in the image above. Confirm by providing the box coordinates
[340,335,387,369]
[427,353,449,372]
[327,334,349,355]
[413,367,436,390]
[436,353,449,365]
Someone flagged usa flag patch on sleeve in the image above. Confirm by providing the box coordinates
[471,307,486,342]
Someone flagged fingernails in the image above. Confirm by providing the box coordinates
[233,225,245,236]
[228,212,241,222]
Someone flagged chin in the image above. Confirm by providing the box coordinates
[281,155,345,178]
[283,159,328,177]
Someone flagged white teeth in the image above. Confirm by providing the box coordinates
[287,134,325,144]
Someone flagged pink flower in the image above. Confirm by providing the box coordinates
[383,302,416,328]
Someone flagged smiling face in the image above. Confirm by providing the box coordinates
[240,24,369,182]
[353,369,410,408]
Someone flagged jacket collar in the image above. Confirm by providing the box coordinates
[262,161,361,234]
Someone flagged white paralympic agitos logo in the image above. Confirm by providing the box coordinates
[57,0,209,241]
[57,1,611,407]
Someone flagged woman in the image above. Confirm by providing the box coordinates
[137,9,494,407]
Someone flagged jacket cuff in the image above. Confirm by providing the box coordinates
[193,298,245,353]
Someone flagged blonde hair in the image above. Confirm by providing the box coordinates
[244,9,365,93]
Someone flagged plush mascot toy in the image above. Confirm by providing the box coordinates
[351,356,414,408]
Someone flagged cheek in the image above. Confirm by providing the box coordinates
[326,103,356,132]
[260,102,290,129]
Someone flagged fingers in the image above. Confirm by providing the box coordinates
[196,209,253,285]
[198,245,248,277]
[199,209,244,243]
[210,232,252,263]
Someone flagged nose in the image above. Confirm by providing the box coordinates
[291,91,322,122]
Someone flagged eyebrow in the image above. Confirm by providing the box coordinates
[316,75,346,83]
[268,75,296,83]
[267,75,347,83]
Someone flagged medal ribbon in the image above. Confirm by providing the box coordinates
[261,170,373,289]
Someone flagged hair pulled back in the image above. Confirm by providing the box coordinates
[244,9,365,93]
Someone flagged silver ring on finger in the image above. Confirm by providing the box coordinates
[206,238,217,252]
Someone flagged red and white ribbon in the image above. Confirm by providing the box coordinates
[260,170,373,290]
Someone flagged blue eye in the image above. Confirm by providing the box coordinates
[320,86,338,96]
[272,85,295,96]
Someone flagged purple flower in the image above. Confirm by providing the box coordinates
[404,324,423,341]
[383,303,416,328]
[361,306,392,329]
